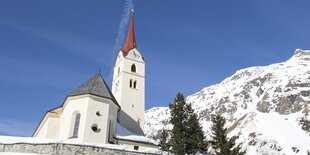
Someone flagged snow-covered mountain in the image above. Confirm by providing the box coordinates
[145,49,310,154]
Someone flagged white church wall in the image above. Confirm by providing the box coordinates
[82,96,111,144]
[45,115,60,139]
[33,113,60,139]
[112,70,124,101]
[34,94,120,145]
[33,116,49,138]
[113,52,124,79]
[119,74,145,132]
[59,95,89,143]
[125,50,145,74]
[112,50,145,134]
[107,101,119,143]
[114,50,145,77]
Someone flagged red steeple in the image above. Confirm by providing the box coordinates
[121,8,136,56]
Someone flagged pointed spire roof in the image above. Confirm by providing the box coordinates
[69,73,120,108]
[121,8,136,56]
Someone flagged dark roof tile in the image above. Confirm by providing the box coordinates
[69,73,120,108]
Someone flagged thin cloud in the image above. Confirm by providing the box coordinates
[106,0,134,83]
[114,0,134,53]
[0,19,112,66]
[0,54,84,88]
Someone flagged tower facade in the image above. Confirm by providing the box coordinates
[112,9,145,134]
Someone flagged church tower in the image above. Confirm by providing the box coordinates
[112,8,145,135]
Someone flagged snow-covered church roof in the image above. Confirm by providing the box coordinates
[115,123,158,145]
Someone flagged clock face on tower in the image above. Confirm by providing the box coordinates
[128,50,141,60]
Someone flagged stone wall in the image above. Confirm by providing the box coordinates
[0,143,161,155]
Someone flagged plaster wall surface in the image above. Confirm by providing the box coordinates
[58,96,89,143]
[112,49,145,134]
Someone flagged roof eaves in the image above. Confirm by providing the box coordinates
[115,137,158,146]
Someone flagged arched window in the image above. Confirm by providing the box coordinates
[72,113,81,138]
[131,64,136,73]
[133,80,137,89]
[118,67,120,74]
[129,79,133,88]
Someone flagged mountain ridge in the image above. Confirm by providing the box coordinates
[145,49,310,154]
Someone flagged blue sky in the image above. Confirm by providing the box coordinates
[1,0,310,136]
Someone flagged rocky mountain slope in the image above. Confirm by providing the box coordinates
[145,49,310,154]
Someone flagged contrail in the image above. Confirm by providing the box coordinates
[107,0,134,84]
[114,0,134,54]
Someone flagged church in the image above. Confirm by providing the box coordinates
[32,8,158,151]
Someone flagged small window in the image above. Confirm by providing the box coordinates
[118,67,120,74]
[132,104,134,107]
[133,80,137,89]
[131,64,136,73]
[134,146,139,150]
[72,113,81,138]
[130,79,133,88]
[91,124,101,133]
[96,111,101,116]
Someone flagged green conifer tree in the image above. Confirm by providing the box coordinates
[184,103,208,154]
[159,128,170,153]
[169,93,208,154]
[169,93,187,155]
[210,113,245,155]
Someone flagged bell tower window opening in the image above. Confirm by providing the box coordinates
[133,80,137,89]
[131,64,136,73]
[130,79,133,88]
